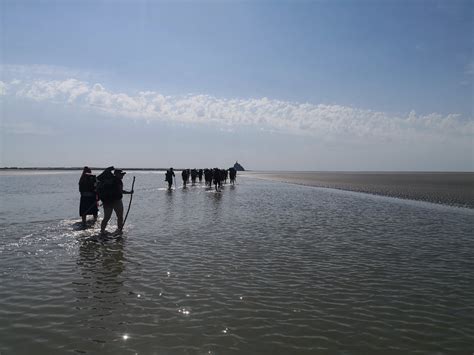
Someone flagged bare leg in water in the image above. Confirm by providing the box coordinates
[101,203,113,234]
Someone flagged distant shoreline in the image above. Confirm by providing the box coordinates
[0,167,246,171]
[1,167,472,173]
[0,167,168,171]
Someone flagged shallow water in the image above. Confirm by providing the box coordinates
[0,171,473,354]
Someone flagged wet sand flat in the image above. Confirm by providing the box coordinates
[243,171,474,208]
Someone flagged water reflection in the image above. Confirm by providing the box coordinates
[68,237,130,352]
[75,237,125,309]
[164,189,177,223]
[210,190,222,203]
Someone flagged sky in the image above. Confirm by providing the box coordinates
[0,0,473,171]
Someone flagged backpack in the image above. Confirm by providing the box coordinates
[97,177,120,202]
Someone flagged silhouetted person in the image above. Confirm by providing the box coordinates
[181,169,189,188]
[198,169,203,182]
[165,167,175,190]
[204,168,212,187]
[79,166,98,226]
[97,167,133,235]
[213,168,221,191]
[222,169,228,184]
[191,169,198,184]
[229,167,237,185]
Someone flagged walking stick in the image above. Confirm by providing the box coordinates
[123,176,136,228]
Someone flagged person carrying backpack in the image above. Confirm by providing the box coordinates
[97,166,134,235]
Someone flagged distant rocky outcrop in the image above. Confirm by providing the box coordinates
[233,162,245,171]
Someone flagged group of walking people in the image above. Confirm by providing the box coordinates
[165,167,237,190]
[79,166,133,234]
[79,166,237,234]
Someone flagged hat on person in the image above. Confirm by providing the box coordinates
[114,169,126,175]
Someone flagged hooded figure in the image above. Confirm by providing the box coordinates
[79,166,98,226]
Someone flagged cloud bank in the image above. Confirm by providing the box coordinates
[1,77,472,143]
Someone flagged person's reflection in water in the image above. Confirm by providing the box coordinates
[164,188,177,224]
[71,238,127,349]
[75,238,126,315]
[209,189,222,218]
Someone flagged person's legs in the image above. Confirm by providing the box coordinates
[114,200,124,231]
[101,203,113,233]
[93,200,98,222]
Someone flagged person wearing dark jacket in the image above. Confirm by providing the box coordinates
[181,169,189,188]
[79,166,98,226]
[191,169,198,184]
[229,167,237,185]
[165,168,175,190]
[98,167,133,235]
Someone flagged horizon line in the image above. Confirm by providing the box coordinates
[1,167,473,173]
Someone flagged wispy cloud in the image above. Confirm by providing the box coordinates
[14,78,90,104]
[0,81,6,95]
[2,76,473,142]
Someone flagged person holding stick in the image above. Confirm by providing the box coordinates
[97,167,134,235]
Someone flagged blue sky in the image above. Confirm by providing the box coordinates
[1,0,473,170]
